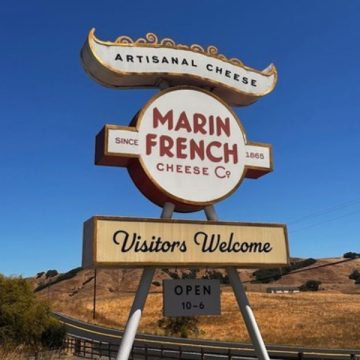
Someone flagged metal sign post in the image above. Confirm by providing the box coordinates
[116,267,155,360]
[205,205,270,360]
[116,202,174,360]
[227,267,270,360]
[117,203,270,360]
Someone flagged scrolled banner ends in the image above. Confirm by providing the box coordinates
[81,29,277,107]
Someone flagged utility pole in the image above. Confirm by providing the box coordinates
[93,268,97,320]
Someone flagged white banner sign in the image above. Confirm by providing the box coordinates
[81,29,277,107]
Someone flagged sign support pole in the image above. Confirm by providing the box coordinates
[116,202,175,360]
[205,205,270,360]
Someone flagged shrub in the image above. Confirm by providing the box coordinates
[182,269,199,280]
[35,267,82,292]
[162,268,199,280]
[253,258,317,283]
[349,270,360,284]
[202,270,230,284]
[290,258,317,270]
[349,270,360,280]
[158,317,199,338]
[0,274,65,351]
[253,268,283,283]
[45,270,58,279]
[343,252,360,259]
[55,267,82,283]
[41,319,66,348]
[299,280,321,292]
[162,269,180,280]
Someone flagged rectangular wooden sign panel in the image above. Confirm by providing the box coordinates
[82,216,289,268]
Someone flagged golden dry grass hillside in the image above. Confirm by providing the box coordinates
[34,258,360,349]
[49,289,360,349]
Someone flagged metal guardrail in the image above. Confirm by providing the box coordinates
[63,335,360,360]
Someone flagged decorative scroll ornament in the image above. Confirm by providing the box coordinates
[81,29,277,107]
[114,32,244,66]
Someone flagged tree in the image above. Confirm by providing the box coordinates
[0,274,65,351]
[349,270,360,280]
[343,252,360,259]
[45,270,58,278]
[253,268,283,283]
[349,270,360,284]
[158,317,199,338]
[299,280,321,292]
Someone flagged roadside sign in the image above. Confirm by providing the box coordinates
[82,216,289,268]
[81,30,277,107]
[81,29,282,360]
[163,279,221,316]
[95,87,272,212]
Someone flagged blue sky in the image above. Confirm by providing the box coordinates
[1,1,360,276]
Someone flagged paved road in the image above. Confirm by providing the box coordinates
[55,312,360,360]
[54,312,256,352]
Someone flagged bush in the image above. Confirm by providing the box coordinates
[162,269,180,280]
[291,258,317,270]
[253,268,283,283]
[45,270,58,279]
[41,319,66,348]
[35,267,82,292]
[349,270,360,280]
[202,270,230,284]
[181,269,199,280]
[36,272,45,279]
[343,252,360,259]
[158,317,199,338]
[0,274,65,351]
[253,258,317,283]
[349,270,360,284]
[299,280,321,292]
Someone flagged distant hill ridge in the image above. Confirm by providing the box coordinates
[32,256,360,301]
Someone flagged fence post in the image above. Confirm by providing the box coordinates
[228,348,232,360]
[74,338,81,355]
[201,347,205,360]
[99,341,102,357]
[145,344,148,359]
[90,341,94,358]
